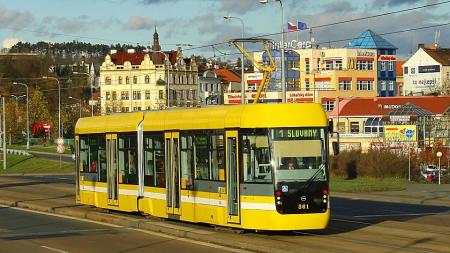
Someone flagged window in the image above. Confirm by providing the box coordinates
[388,81,394,91]
[118,134,138,185]
[325,60,333,70]
[404,67,408,74]
[133,91,141,100]
[305,80,310,91]
[334,60,343,70]
[118,76,123,84]
[388,61,394,71]
[143,134,165,187]
[305,60,310,73]
[145,90,151,100]
[314,80,331,90]
[321,101,334,112]
[112,91,117,100]
[133,76,137,84]
[105,92,111,100]
[145,75,150,84]
[411,68,415,74]
[121,91,129,100]
[380,61,386,71]
[316,59,320,70]
[350,122,359,133]
[364,117,383,134]
[79,135,107,182]
[105,77,111,85]
[180,135,194,189]
[159,90,164,99]
[357,80,373,90]
[194,132,225,181]
[126,76,130,84]
[381,81,386,91]
[357,61,373,70]
[339,80,351,90]
[241,130,271,183]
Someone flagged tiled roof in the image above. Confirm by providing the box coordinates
[110,51,177,65]
[329,96,450,117]
[213,68,241,83]
[424,48,450,66]
[396,60,406,76]
[347,30,397,50]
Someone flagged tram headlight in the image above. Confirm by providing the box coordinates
[276,200,282,205]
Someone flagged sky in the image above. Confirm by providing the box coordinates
[1,0,449,60]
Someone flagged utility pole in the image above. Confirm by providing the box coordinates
[3,97,6,170]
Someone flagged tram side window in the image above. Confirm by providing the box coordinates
[193,132,225,181]
[78,135,106,182]
[180,135,194,189]
[143,134,165,187]
[118,134,138,185]
[241,132,272,183]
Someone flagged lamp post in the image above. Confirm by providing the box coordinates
[42,76,61,139]
[224,15,245,104]
[259,0,285,103]
[437,151,442,185]
[12,82,29,150]
[10,94,26,113]
[68,96,82,118]
[73,72,93,116]
[149,50,171,108]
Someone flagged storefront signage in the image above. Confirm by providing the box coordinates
[378,55,396,61]
[412,77,438,87]
[286,91,314,103]
[418,65,440,73]
[357,51,375,57]
[339,142,361,151]
[271,40,312,50]
[384,125,417,142]
[389,115,411,122]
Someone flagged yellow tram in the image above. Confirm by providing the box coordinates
[75,103,330,230]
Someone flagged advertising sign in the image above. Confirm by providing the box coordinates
[286,91,314,103]
[418,65,440,73]
[384,125,417,142]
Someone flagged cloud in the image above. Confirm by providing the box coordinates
[219,0,260,15]
[125,16,159,30]
[2,37,22,49]
[322,1,355,13]
[0,6,33,30]
[40,16,91,33]
[140,0,179,4]
[373,0,423,7]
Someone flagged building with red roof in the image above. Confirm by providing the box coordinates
[328,96,450,151]
[100,28,198,113]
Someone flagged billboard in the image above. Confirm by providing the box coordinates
[384,125,417,142]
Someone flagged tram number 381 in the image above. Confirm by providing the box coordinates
[298,203,309,210]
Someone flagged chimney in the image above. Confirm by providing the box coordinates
[428,43,437,50]
[110,49,117,54]
[127,49,135,53]
[418,43,425,49]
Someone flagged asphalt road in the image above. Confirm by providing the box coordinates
[0,205,250,253]
[29,151,74,163]
[2,174,450,253]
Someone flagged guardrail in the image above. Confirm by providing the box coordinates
[0,149,32,156]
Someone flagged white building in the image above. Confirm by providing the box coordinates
[403,44,450,96]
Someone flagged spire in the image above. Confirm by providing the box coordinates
[152,26,161,51]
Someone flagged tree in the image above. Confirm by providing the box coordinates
[28,87,53,137]
[5,99,26,144]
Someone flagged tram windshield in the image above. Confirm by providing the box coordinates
[269,128,327,182]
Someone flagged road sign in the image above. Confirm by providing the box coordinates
[56,145,65,154]
[57,138,64,145]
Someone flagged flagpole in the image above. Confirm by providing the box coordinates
[296,19,299,42]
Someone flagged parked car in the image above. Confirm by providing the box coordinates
[420,165,448,183]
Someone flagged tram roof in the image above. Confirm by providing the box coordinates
[143,103,327,131]
[75,112,144,134]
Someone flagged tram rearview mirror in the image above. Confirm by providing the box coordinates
[332,141,340,156]
[328,121,333,133]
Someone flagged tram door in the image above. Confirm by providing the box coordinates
[75,136,80,201]
[165,132,181,216]
[106,134,119,206]
[226,130,240,224]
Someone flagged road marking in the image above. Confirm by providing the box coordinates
[41,246,69,253]
[0,204,122,228]
[57,178,68,180]
[354,212,445,218]
[0,229,109,240]
[128,228,254,253]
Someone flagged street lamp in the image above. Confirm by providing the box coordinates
[12,82,29,150]
[68,96,82,118]
[149,50,171,108]
[42,76,61,139]
[73,72,94,116]
[437,151,442,185]
[10,94,26,113]
[259,0,286,103]
[224,15,245,104]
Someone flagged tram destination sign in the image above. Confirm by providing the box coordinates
[272,128,319,140]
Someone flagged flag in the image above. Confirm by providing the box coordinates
[287,21,298,31]
[298,21,308,30]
